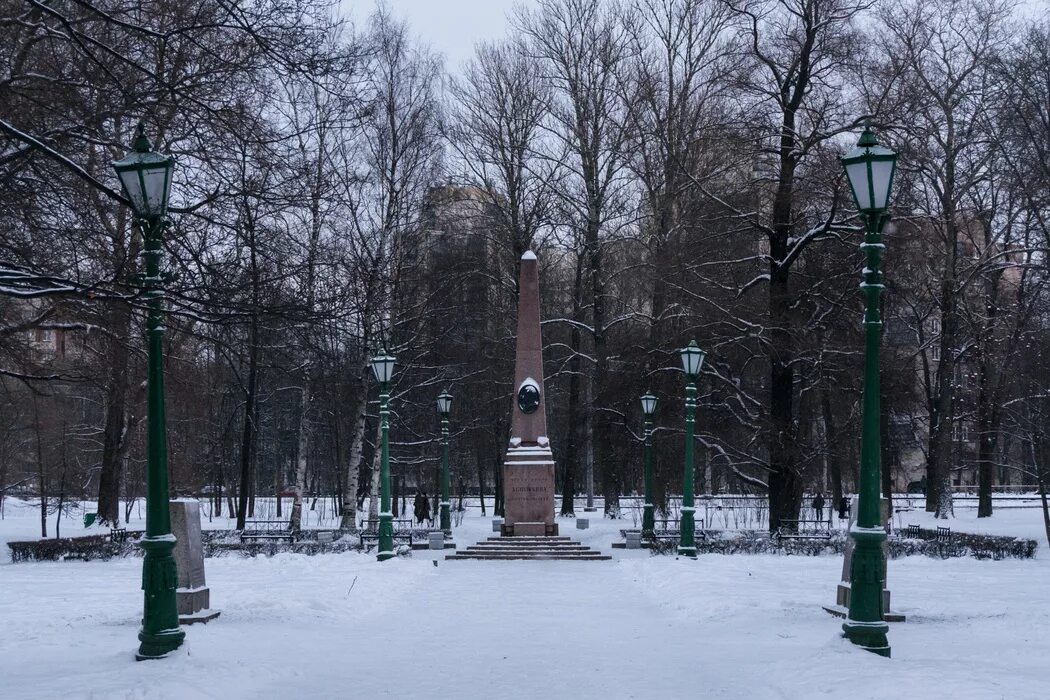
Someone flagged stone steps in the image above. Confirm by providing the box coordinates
[485,541,575,545]
[446,536,610,561]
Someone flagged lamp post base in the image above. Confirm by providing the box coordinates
[843,528,891,657]
[377,512,394,562]
[136,627,186,660]
[678,507,697,558]
[841,620,891,657]
[137,536,184,660]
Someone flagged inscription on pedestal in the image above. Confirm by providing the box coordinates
[503,463,554,528]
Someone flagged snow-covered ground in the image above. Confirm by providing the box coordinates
[0,498,1046,699]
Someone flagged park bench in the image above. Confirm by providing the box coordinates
[358,519,427,548]
[774,518,832,542]
[240,520,296,543]
[901,524,921,539]
[936,526,951,544]
[637,518,706,543]
[108,528,128,544]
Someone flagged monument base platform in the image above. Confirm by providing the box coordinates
[501,522,559,537]
[446,536,609,561]
[179,609,221,625]
[176,586,212,616]
[823,603,906,623]
[826,582,906,622]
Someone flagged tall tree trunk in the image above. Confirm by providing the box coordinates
[340,381,369,530]
[590,231,617,516]
[1036,436,1050,549]
[96,303,132,525]
[34,401,46,538]
[367,419,382,521]
[477,451,486,516]
[975,355,1000,518]
[493,421,505,517]
[562,254,585,515]
[926,289,957,518]
[289,381,311,531]
[236,321,260,530]
[880,389,893,514]
[822,388,844,506]
[767,267,801,530]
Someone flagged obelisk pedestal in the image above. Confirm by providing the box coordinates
[502,251,558,537]
[170,499,220,624]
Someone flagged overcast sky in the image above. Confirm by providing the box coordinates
[342,0,531,72]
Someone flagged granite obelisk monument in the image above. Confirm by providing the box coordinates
[502,250,558,537]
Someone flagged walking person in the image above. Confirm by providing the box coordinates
[413,491,431,526]
[812,492,826,522]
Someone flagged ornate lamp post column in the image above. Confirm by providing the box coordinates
[371,350,396,561]
[841,123,899,657]
[678,340,706,558]
[436,391,453,531]
[112,124,184,660]
[640,392,658,535]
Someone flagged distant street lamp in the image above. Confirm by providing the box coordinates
[640,392,658,535]
[678,340,705,558]
[112,123,184,660]
[436,390,453,531]
[840,123,898,657]
[371,349,396,561]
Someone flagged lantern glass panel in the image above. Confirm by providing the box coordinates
[680,342,705,377]
[371,353,395,383]
[140,164,172,217]
[112,149,174,220]
[869,158,895,211]
[640,393,657,416]
[845,161,872,210]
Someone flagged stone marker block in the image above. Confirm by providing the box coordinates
[170,499,220,624]
[492,518,504,533]
[824,496,904,623]
[317,531,334,544]
[625,531,642,549]
[576,518,589,530]
[429,531,445,550]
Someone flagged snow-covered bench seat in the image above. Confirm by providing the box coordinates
[240,520,296,543]
[774,518,831,542]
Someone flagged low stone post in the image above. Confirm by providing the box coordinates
[170,499,220,624]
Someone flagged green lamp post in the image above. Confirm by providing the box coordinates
[437,390,453,532]
[640,392,658,535]
[112,123,184,660]
[840,123,898,657]
[678,340,706,558]
[371,349,396,561]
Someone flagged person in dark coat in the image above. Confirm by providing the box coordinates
[812,492,826,521]
[838,496,850,520]
[413,491,431,525]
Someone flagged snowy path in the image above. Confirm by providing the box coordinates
[2,506,1048,700]
[3,550,1048,699]
[376,560,744,698]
